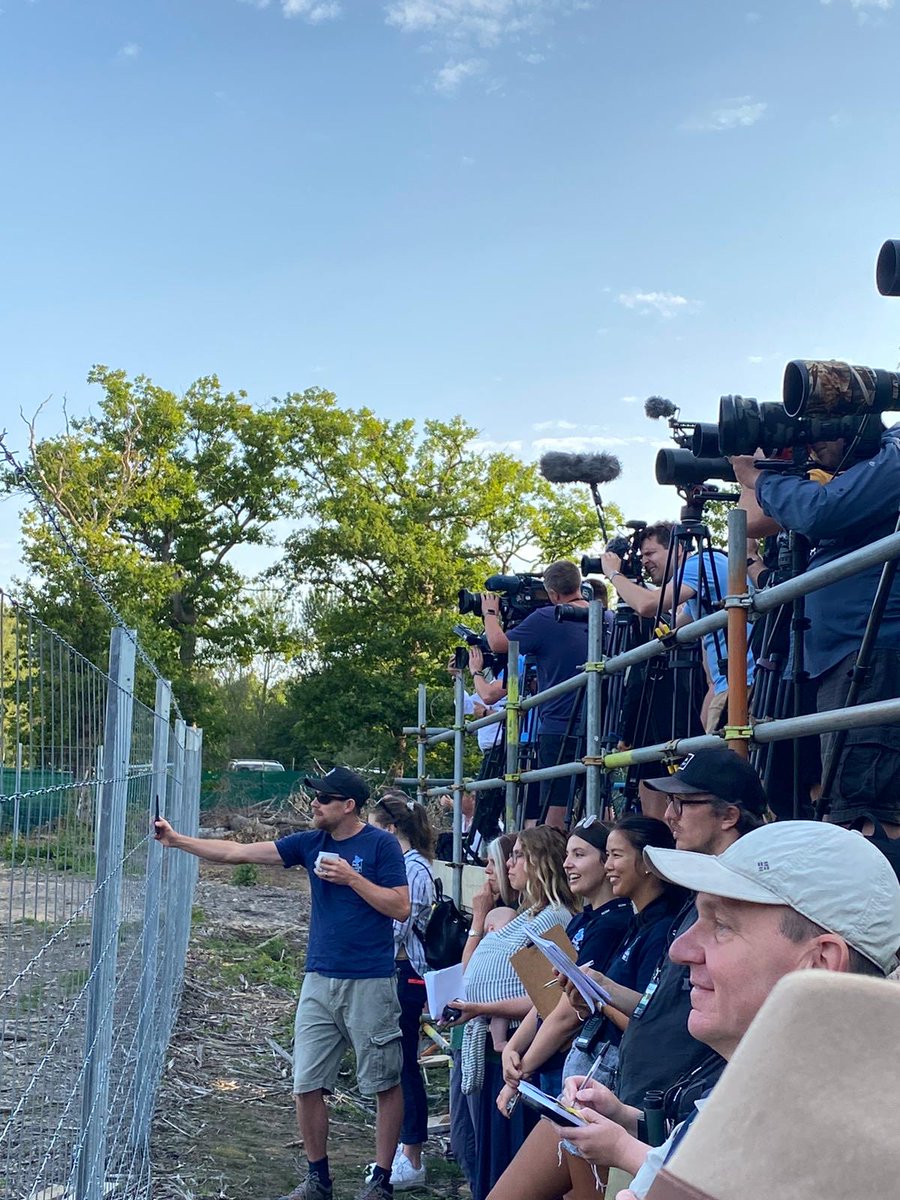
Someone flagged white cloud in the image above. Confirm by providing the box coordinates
[532,419,579,431]
[682,96,767,133]
[617,290,699,319]
[747,355,763,364]
[460,154,476,166]
[532,435,656,452]
[433,56,485,93]
[118,42,140,58]
[822,0,894,8]
[385,0,587,47]
[240,0,342,19]
[471,438,524,452]
[621,395,639,403]
[520,50,545,63]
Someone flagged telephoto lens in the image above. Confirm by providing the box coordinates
[783,360,900,419]
[690,422,721,458]
[655,448,736,488]
[877,240,900,297]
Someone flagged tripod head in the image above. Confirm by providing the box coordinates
[678,484,740,523]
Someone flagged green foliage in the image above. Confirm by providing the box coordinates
[231,862,260,887]
[201,932,303,991]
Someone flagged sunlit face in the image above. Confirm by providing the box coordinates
[641,536,671,587]
[507,840,527,894]
[670,894,820,1059]
[311,794,354,831]
[663,792,730,854]
[564,835,607,899]
[604,830,644,900]
[484,855,500,897]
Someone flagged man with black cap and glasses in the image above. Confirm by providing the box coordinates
[155,766,410,1200]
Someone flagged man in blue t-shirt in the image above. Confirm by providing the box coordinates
[482,560,588,828]
[155,766,410,1200]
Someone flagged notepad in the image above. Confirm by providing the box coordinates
[527,930,612,1014]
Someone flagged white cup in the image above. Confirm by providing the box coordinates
[314,851,340,875]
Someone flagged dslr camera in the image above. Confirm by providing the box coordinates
[458,572,552,630]
[581,521,647,581]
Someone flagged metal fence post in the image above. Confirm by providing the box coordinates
[726,507,750,759]
[131,678,172,1150]
[158,717,186,1047]
[504,639,520,833]
[451,675,465,907]
[416,684,427,805]
[75,628,137,1200]
[584,602,604,818]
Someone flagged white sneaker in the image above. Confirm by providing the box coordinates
[364,1148,403,1185]
[390,1154,426,1191]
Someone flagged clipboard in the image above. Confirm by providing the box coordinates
[511,923,577,1019]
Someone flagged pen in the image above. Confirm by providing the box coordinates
[542,959,593,987]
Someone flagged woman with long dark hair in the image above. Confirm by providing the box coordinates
[368,791,436,1190]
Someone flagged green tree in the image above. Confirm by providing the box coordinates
[8,367,312,722]
[271,394,621,771]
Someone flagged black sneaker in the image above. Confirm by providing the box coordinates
[277,1173,333,1200]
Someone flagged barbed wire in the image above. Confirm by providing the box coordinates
[0,431,185,721]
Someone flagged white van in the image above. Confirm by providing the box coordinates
[226,759,285,772]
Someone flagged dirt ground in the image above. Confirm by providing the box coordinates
[149,858,464,1200]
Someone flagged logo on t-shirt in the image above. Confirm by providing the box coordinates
[352,855,364,873]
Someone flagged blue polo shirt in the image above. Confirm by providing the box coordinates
[275,823,408,979]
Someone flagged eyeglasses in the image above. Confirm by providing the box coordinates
[667,796,715,818]
[314,793,348,805]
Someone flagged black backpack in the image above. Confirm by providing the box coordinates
[851,812,900,882]
[419,878,471,970]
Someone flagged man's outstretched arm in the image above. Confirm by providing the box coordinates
[154,818,284,865]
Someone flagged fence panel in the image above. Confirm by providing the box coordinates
[0,593,201,1199]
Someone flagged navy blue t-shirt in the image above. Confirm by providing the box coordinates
[275,823,408,979]
[596,890,685,1048]
[567,898,633,972]
[508,606,588,732]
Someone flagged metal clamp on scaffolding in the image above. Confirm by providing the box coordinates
[722,725,754,743]
[653,620,679,648]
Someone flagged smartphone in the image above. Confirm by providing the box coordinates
[441,1005,462,1023]
[516,1081,586,1128]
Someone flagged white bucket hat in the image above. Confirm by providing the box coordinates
[644,820,900,974]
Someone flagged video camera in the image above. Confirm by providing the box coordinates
[452,623,506,674]
[457,572,552,630]
[581,521,647,582]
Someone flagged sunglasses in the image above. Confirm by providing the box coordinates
[314,792,349,805]
[574,814,601,830]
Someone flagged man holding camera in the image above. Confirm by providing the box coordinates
[482,560,588,828]
[601,525,752,739]
[732,425,900,828]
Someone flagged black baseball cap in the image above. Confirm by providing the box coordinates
[304,766,370,807]
[644,750,768,816]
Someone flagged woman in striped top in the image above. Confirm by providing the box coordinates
[369,791,437,1190]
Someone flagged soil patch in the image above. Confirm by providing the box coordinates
[150,860,463,1200]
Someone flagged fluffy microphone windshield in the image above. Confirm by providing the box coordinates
[539,451,622,486]
[644,395,678,420]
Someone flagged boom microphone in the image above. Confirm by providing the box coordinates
[539,451,622,486]
[645,395,678,420]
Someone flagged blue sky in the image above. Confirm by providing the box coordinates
[2,0,900,585]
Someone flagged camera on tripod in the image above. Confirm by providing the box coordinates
[457,572,552,629]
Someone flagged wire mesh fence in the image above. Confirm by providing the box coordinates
[0,590,201,1200]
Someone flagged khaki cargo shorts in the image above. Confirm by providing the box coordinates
[292,972,402,1097]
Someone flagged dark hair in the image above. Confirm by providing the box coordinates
[611,815,688,903]
[372,790,436,860]
[778,909,886,979]
[639,522,674,550]
[543,560,582,597]
[708,796,768,835]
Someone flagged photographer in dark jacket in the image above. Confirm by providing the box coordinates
[482,560,587,828]
[732,423,900,829]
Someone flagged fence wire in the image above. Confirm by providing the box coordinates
[0,590,200,1200]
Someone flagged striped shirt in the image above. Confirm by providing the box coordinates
[394,849,435,977]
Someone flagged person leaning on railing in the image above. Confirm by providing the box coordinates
[731,423,900,836]
[482,560,588,830]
